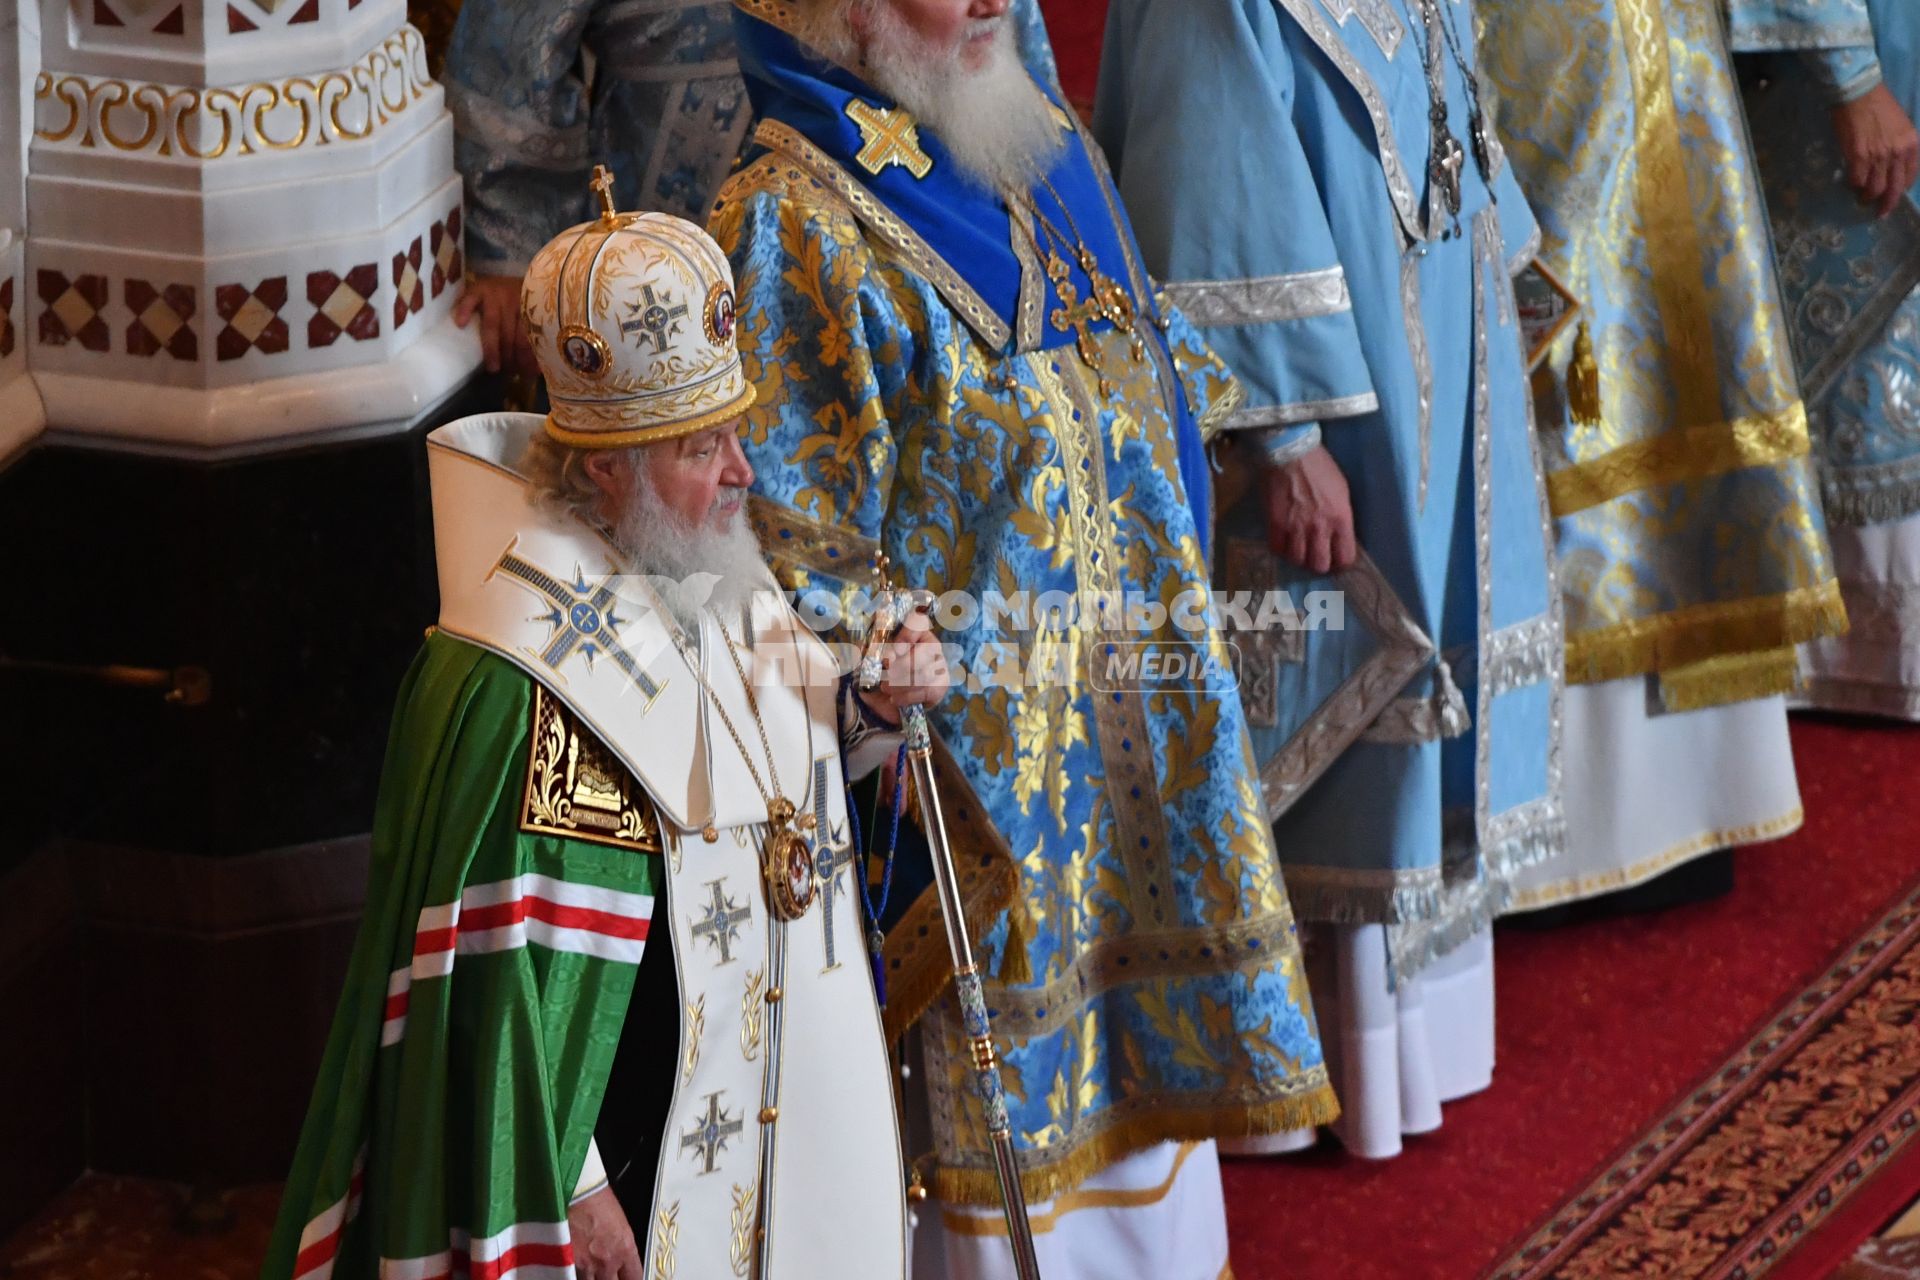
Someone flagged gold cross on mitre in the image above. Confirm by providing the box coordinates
[845,100,934,179]
[590,163,619,225]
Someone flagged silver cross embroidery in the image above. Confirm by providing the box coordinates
[493,548,661,699]
[679,1092,744,1175]
[690,878,752,966]
[810,758,852,972]
[622,284,689,354]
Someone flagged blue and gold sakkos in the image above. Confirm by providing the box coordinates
[1478,0,1845,709]
[709,0,1336,1205]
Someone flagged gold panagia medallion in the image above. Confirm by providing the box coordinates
[761,797,818,921]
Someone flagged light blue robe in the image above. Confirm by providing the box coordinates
[1733,0,1920,525]
[443,0,1059,274]
[1096,0,1564,974]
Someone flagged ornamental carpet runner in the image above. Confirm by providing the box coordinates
[1486,870,1920,1279]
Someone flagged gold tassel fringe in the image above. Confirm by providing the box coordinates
[1565,579,1849,698]
[1567,319,1603,426]
[930,1088,1342,1207]
[1658,648,1802,713]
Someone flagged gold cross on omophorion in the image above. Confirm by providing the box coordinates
[1052,293,1106,374]
[590,163,618,224]
[846,100,934,179]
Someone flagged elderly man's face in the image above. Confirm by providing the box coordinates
[586,422,755,535]
[863,0,1011,70]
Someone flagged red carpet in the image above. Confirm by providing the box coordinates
[1490,872,1920,1279]
[1217,717,1920,1280]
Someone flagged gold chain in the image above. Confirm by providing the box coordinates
[670,621,784,810]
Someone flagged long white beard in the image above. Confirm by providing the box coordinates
[610,468,771,631]
[860,10,1065,194]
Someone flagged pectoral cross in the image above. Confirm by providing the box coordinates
[1053,291,1113,394]
[679,1092,744,1175]
[1431,118,1466,218]
[810,759,850,972]
[846,100,934,179]
[690,878,752,965]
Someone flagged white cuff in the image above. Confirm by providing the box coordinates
[571,1137,609,1206]
[1260,423,1324,467]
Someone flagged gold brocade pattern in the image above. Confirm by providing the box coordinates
[1479,0,1842,697]
[716,135,1338,1204]
[1545,404,1811,516]
[521,685,664,853]
[1562,579,1846,686]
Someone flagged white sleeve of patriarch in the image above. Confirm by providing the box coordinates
[570,1138,608,1205]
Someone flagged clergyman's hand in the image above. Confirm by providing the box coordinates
[567,1186,642,1280]
[1263,444,1357,575]
[452,273,540,376]
[858,608,953,726]
[1831,83,1920,218]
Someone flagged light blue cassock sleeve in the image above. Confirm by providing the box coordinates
[443,0,604,275]
[1727,0,1875,49]
[1093,0,1376,463]
[1729,0,1881,98]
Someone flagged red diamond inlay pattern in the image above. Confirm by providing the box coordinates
[307,264,381,348]
[214,276,289,361]
[37,270,110,352]
[430,207,464,299]
[0,277,14,359]
[392,238,424,329]
[125,279,199,360]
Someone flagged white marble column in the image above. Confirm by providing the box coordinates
[0,0,46,462]
[24,0,479,453]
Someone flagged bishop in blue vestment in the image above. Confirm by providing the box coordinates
[1097,0,1564,1155]
[708,1,1337,1264]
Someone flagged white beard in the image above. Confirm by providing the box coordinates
[859,9,1066,194]
[610,468,772,632]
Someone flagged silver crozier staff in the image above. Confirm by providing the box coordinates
[856,555,1043,1280]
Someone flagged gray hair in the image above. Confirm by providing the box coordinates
[519,431,647,531]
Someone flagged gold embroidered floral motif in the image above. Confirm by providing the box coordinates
[651,1201,680,1280]
[521,684,663,853]
[683,995,706,1083]
[740,968,766,1061]
[729,1182,758,1277]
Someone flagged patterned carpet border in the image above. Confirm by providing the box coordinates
[1486,876,1920,1280]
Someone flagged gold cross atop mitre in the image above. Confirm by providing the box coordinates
[590,163,618,224]
[845,100,934,179]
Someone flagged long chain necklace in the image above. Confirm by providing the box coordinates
[673,616,820,921]
[1014,177,1146,396]
[1407,0,1493,235]
[1428,0,1497,184]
